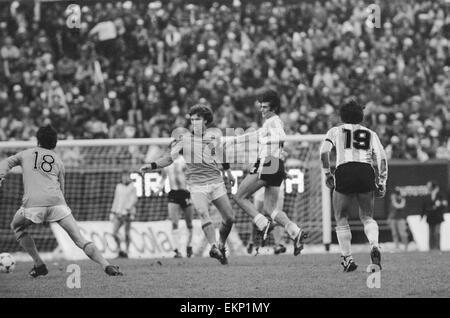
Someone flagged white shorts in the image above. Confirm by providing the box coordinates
[16,205,72,224]
[188,182,227,203]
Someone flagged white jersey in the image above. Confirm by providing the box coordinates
[164,156,187,190]
[111,182,138,215]
[323,123,388,183]
[258,115,286,159]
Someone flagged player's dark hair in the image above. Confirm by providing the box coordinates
[36,125,57,150]
[340,99,364,124]
[258,89,281,114]
[189,104,214,125]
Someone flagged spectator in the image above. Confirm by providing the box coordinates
[0,0,449,163]
[388,189,409,251]
[421,181,448,251]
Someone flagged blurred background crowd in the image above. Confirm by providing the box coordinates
[0,0,450,161]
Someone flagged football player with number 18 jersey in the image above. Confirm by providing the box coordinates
[0,125,122,277]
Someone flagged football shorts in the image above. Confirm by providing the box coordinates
[250,156,286,187]
[168,189,191,208]
[335,162,376,194]
[16,205,72,224]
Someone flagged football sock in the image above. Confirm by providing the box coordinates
[219,221,233,246]
[363,219,379,248]
[187,227,193,248]
[336,225,352,257]
[19,233,45,266]
[172,228,181,252]
[253,214,269,231]
[272,210,289,227]
[285,222,301,240]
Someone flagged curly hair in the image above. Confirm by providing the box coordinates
[36,125,58,150]
[339,99,364,124]
[258,89,281,114]
[189,104,214,125]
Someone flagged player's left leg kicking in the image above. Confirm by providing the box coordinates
[11,206,122,277]
[58,213,123,276]
[264,185,307,255]
[234,160,306,256]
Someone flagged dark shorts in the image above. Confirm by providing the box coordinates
[168,189,191,208]
[250,157,286,187]
[335,162,376,194]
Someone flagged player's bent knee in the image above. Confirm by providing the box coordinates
[13,227,28,242]
[224,216,235,226]
[201,216,213,229]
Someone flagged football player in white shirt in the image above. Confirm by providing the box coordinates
[233,89,307,256]
[247,181,288,255]
[110,170,138,258]
[320,100,388,272]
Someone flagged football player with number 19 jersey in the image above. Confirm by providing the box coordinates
[320,100,388,272]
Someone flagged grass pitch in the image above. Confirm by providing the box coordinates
[1,252,449,298]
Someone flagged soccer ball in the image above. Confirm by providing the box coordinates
[0,253,16,273]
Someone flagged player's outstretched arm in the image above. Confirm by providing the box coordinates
[140,152,174,173]
[0,154,22,187]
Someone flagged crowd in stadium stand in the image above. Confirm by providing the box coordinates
[0,0,450,161]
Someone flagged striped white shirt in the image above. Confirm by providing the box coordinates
[258,115,286,159]
[324,124,388,184]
